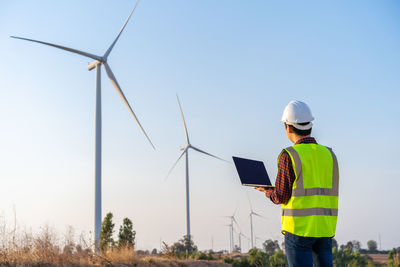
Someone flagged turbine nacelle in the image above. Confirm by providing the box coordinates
[88,60,102,71]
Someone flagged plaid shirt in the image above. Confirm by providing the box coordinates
[269,137,317,204]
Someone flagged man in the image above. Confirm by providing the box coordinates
[256,100,339,267]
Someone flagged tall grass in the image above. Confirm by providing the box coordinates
[0,220,184,266]
[0,222,94,265]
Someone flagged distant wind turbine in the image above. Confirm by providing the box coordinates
[232,219,247,253]
[225,223,234,253]
[238,231,250,253]
[11,0,154,248]
[240,232,251,252]
[225,210,240,253]
[248,194,265,249]
[230,215,248,253]
[167,95,227,245]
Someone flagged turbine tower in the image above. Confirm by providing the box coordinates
[11,0,154,248]
[167,95,227,245]
[248,195,264,249]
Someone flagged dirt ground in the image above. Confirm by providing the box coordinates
[363,254,388,265]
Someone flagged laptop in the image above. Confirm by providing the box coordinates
[232,156,274,188]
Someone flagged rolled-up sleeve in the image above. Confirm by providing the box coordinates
[269,150,295,205]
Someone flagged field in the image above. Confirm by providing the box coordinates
[363,254,389,266]
[0,223,231,266]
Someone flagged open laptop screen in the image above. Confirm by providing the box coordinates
[233,156,274,187]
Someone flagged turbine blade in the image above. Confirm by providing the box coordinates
[233,218,242,233]
[165,150,186,180]
[10,36,101,61]
[232,217,238,227]
[104,62,155,149]
[103,0,140,59]
[190,146,229,163]
[176,95,190,144]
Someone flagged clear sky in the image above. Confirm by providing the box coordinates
[0,0,399,252]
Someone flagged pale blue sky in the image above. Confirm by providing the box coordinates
[0,0,399,251]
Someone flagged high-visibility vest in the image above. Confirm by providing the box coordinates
[280,143,339,237]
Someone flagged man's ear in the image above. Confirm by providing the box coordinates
[286,124,294,133]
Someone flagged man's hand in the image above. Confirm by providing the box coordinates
[255,186,274,198]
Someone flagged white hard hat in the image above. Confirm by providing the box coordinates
[281,100,314,130]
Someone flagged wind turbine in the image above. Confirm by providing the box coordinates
[240,232,252,253]
[231,216,248,253]
[225,223,234,253]
[248,194,265,249]
[11,0,154,248]
[238,232,250,253]
[224,210,240,253]
[167,95,227,245]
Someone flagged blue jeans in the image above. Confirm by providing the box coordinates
[285,232,333,267]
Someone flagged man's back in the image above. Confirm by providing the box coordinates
[281,142,339,238]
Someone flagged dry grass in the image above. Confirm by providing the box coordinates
[0,221,227,267]
[0,231,184,266]
[0,224,95,266]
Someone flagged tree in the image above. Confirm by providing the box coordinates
[388,248,400,267]
[248,248,270,267]
[332,238,338,249]
[263,239,280,256]
[348,252,368,267]
[178,235,197,255]
[345,240,361,253]
[352,240,361,252]
[162,235,198,258]
[367,240,378,252]
[333,247,369,267]
[345,241,354,252]
[100,212,115,252]
[270,250,288,267]
[118,217,136,248]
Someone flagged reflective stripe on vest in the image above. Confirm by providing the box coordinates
[282,208,338,217]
